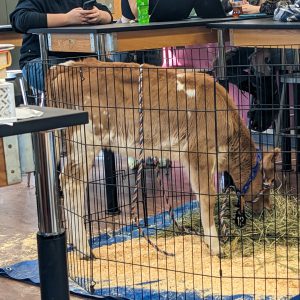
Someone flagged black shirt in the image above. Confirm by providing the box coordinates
[10,0,112,68]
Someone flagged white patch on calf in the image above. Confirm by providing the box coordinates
[211,159,216,177]
[59,60,76,67]
[177,73,186,79]
[177,74,196,99]
[186,89,196,98]
[176,80,185,92]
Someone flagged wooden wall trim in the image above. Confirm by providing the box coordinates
[116,27,218,52]
[230,29,300,48]
[0,32,22,47]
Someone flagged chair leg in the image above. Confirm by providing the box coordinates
[30,87,45,106]
[27,172,32,187]
[275,82,286,147]
[19,77,28,106]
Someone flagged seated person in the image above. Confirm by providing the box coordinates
[117,0,162,66]
[222,0,296,132]
[10,0,113,92]
[121,0,157,22]
[227,0,281,14]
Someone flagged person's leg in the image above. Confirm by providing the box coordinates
[217,47,254,91]
[248,74,280,132]
[22,58,44,97]
[248,49,281,132]
[22,56,64,92]
[217,48,255,189]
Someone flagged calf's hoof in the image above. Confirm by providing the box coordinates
[204,236,223,257]
[79,250,97,261]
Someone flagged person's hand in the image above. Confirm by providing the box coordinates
[82,7,112,24]
[65,8,88,25]
[242,3,260,14]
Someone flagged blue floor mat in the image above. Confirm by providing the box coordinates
[1,260,300,300]
[90,200,199,249]
[1,200,299,300]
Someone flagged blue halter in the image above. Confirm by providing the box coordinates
[234,151,262,228]
[237,151,262,197]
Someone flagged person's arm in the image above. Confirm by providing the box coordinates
[128,0,138,18]
[242,3,260,13]
[10,1,112,33]
[10,1,48,33]
[121,0,136,20]
[47,8,91,27]
[48,5,114,27]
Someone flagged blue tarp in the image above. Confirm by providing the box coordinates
[90,200,199,248]
[1,200,299,299]
[3,261,298,300]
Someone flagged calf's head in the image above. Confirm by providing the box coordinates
[243,148,280,214]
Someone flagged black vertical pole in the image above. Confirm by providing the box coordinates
[33,131,69,300]
[37,233,69,300]
[282,87,292,171]
[141,168,148,226]
[294,84,300,172]
[103,149,120,214]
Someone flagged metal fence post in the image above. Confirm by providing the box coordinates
[33,131,69,300]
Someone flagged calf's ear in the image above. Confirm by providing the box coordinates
[271,148,281,163]
[263,148,281,164]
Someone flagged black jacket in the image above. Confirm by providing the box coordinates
[10,0,112,68]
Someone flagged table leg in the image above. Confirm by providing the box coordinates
[38,33,48,106]
[38,33,48,63]
[280,49,292,172]
[96,34,120,215]
[103,149,120,214]
[293,84,300,172]
[216,30,235,189]
[216,29,227,81]
[33,131,69,300]
[141,168,148,226]
[95,33,116,61]
[282,85,292,171]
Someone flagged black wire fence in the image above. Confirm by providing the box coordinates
[25,45,300,299]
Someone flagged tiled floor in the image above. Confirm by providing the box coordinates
[0,179,85,300]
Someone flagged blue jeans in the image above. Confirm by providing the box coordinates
[22,56,62,92]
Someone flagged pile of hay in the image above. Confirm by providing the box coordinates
[0,233,37,266]
[73,190,299,297]
[158,190,300,258]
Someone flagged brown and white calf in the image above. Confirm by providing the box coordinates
[48,58,279,259]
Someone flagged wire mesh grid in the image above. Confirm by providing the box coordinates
[25,45,300,298]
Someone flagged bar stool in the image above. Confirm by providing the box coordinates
[276,72,300,172]
[6,70,28,105]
